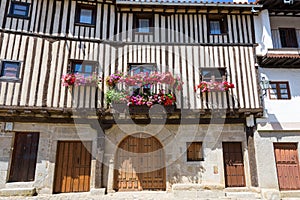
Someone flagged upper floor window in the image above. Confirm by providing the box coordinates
[187,142,203,162]
[75,4,96,25]
[208,15,227,35]
[129,63,156,94]
[269,81,291,100]
[201,68,226,82]
[0,61,21,80]
[279,28,298,48]
[9,1,30,18]
[69,60,97,77]
[135,14,153,33]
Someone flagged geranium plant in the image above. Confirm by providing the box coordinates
[62,72,100,87]
[105,72,123,88]
[127,89,176,107]
[194,80,234,92]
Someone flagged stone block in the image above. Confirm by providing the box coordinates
[225,192,260,199]
[90,188,106,196]
[281,191,300,198]
[0,188,36,196]
[261,189,280,200]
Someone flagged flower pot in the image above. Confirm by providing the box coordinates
[111,103,127,113]
[129,105,150,114]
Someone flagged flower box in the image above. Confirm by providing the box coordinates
[111,103,128,113]
[129,105,150,114]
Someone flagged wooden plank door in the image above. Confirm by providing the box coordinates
[114,133,165,191]
[9,132,39,182]
[279,28,298,48]
[223,142,246,187]
[53,141,92,193]
[274,143,300,190]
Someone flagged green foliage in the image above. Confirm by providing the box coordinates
[106,89,127,104]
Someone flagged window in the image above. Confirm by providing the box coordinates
[70,60,97,77]
[187,142,203,161]
[9,1,30,18]
[0,61,21,79]
[129,63,156,95]
[279,28,298,48]
[135,14,153,33]
[269,81,291,100]
[75,4,96,25]
[208,15,227,35]
[201,68,226,82]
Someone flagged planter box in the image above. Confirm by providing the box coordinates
[111,103,127,113]
[112,104,176,114]
[129,105,150,114]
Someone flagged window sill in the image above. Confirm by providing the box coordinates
[209,33,228,36]
[74,22,96,27]
[7,15,30,20]
[187,159,204,162]
[0,77,21,83]
[134,32,154,35]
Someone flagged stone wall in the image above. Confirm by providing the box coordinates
[0,122,100,194]
[254,130,300,189]
[103,123,251,191]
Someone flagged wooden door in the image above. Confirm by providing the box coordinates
[223,142,246,187]
[9,132,39,182]
[274,143,300,190]
[53,141,92,193]
[114,133,165,191]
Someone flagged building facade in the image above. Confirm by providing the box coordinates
[0,0,264,198]
[255,0,300,198]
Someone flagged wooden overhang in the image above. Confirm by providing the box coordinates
[258,50,300,67]
[0,106,263,124]
[256,0,300,16]
[115,0,263,14]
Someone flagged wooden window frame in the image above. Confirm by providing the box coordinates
[69,60,98,77]
[0,60,21,82]
[8,1,30,19]
[134,14,154,34]
[200,67,227,82]
[75,4,96,26]
[208,15,228,35]
[187,142,204,162]
[268,81,291,100]
[279,28,298,48]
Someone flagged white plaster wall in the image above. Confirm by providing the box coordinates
[254,10,273,56]
[255,131,300,189]
[270,16,300,29]
[104,124,250,191]
[259,68,300,128]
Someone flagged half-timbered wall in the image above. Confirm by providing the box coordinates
[0,0,260,110]
[0,32,260,110]
[0,0,254,44]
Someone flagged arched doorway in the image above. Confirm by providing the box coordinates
[114,133,166,191]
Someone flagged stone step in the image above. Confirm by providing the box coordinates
[281,191,300,198]
[0,188,36,197]
[225,192,261,199]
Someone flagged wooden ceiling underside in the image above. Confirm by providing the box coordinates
[257,0,300,16]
